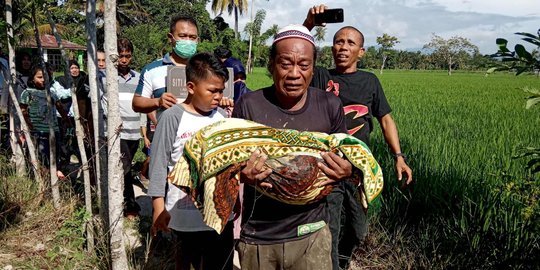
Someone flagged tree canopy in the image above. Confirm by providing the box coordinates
[424,34,479,75]
[0,0,501,73]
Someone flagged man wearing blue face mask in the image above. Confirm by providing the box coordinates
[132,14,199,124]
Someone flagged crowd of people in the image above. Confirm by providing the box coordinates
[0,5,413,270]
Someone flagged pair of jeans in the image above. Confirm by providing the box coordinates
[327,181,368,270]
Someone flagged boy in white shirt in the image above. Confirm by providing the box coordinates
[148,52,234,270]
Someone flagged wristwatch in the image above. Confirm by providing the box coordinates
[394,152,407,161]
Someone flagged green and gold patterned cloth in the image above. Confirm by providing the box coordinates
[168,118,384,233]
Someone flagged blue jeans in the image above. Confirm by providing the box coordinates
[327,181,368,270]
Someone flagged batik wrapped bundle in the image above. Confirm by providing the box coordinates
[168,118,383,233]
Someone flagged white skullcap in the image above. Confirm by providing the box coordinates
[273,24,315,46]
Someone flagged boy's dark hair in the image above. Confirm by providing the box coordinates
[26,64,44,89]
[170,14,198,34]
[117,38,134,53]
[186,53,228,84]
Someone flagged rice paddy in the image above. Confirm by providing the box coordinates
[247,68,540,268]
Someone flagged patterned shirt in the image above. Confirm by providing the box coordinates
[20,87,59,133]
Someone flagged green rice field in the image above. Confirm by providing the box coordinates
[247,68,540,268]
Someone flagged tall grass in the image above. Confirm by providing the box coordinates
[0,152,104,268]
[246,68,540,268]
[246,67,272,90]
[0,154,39,231]
[370,70,539,268]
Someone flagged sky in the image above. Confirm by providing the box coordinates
[205,0,540,54]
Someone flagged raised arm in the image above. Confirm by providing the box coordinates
[303,4,328,31]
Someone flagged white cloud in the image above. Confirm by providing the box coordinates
[428,0,540,17]
[206,0,540,54]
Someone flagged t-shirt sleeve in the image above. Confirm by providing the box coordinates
[48,86,59,101]
[135,66,153,98]
[231,94,246,119]
[311,66,329,90]
[371,76,392,118]
[147,107,182,197]
[20,90,29,105]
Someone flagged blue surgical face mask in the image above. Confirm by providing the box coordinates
[173,39,197,59]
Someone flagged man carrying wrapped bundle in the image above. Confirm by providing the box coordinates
[168,25,384,270]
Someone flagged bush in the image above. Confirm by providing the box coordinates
[121,23,168,71]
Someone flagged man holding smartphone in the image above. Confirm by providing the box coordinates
[304,5,413,270]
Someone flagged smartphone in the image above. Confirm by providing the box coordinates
[314,8,344,24]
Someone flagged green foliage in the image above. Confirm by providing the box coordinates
[0,154,38,231]
[514,146,540,174]
[121,23,168,70]
[424,34,479,74]
[314,26,326,44]
[489,29,540,76]
[524,87,540,109]
[229,38,249,60]
[376,34,399,73]
[244,9,266,40]
[316,46,334,69]
[0,152,100,268]
[47,207,89,261]
[488,29,540,176]
[360,46,379,69]
[376,33,399,50]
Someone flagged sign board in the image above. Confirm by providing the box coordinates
[167,66,234,100]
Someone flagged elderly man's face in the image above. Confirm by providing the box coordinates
[270,38,314,103]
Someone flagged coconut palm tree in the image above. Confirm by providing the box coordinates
[211,0,248,39]
[314,26,326,47]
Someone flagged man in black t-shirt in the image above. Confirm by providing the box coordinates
[233,25,352,270]
[304,5,413,270]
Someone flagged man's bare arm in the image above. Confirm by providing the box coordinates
[378,113,413,184]
[303,4,327,31]
[132,94,159,113]
[132,93,177,113]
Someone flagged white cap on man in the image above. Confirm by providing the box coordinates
[273,24,315,46]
